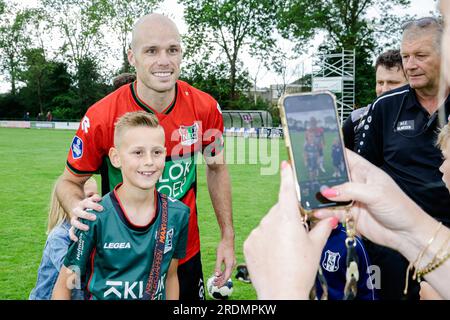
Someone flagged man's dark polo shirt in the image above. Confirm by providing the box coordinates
[357,84,450,224]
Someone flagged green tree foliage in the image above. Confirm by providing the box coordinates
[18,48,75,118]
[0,4,38,95]
[181,58,251,109]
[41,0,110,76]
[181,0,278,104]
[278,0,410,107]
[75,56,111,116]
[104,0,161,74]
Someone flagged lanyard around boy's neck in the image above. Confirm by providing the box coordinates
[143,193,168,300]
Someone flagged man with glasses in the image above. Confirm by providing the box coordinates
[356,17,450,300]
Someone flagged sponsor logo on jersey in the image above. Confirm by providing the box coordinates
[322,250,341,272]
[179,123,199,146]
[81,116,90,134]
[164,228,174,254]
[71,136,83,159]
[104,280,144,299]
[103,242,131,249]
[157,157,195,199]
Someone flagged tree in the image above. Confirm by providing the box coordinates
[42,0,110,79]
[104,0,161,74]
[181,58,251,109]
[20,48,48,115]
[278,0,411,107]
[0,5,38,95]
[181,0,278,103]
[42,0,112,114]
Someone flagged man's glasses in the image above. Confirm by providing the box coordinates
[402,17,441,31]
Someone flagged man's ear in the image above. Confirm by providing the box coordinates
[127,48,135,67]
[109,147,121,169]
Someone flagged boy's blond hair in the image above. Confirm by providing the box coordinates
[114,111,161,147]
[47,177,96,234]
[436,123,450,150]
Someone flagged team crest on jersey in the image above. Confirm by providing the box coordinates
[179,123,199,146]
[322,250,341,272]
[71,136,83,159]
[164,228,174,254]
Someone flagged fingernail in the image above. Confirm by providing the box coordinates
[281,161,289,170]
[321,188,339,198]
[330,217,339,229]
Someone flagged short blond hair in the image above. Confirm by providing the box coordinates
[436,123,450,150]
[114,111,160,146]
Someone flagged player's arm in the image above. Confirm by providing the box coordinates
[56,169,103,239]
[52,266,75,300]
[204,150,236,287]
[165,259,179,300]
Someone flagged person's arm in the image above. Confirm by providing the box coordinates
[56,169,103,240]
[165,259,179,300]
[243,161,337,299]
[52,266,75,300]
[420,281,443,300]
[316,149,450,299]
[204,150,235,287]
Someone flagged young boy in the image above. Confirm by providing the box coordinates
[52,111,189,300]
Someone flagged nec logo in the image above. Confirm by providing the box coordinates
[103,242,131,249]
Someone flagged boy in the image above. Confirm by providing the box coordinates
[52,111,189,300]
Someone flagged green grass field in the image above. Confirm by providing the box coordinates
[0,127,287,300]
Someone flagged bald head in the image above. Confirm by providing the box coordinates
[130,14,181,51]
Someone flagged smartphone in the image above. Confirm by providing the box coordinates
[279,91,352,213]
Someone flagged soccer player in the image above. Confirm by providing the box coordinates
[55,14,235,300]
[331,138,344,178]
[304,131,320,181]
[52,112,189,300]
[306,117,325,173]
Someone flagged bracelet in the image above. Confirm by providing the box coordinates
[416,232,450,281]
[416,252,450,280]
[403,222,442,295]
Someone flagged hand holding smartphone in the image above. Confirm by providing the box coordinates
[279,91,352,214]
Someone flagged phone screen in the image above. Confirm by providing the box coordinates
[283,93,351,210]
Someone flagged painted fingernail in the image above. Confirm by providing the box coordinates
[321,188,339,198]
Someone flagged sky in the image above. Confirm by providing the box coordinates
[0,0,440,93]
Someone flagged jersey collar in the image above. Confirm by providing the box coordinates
[111,183,159,232]
[130,81,178,115]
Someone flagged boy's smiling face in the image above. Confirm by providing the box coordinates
[111,126,166,191]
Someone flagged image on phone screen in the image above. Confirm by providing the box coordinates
[283,93,351,210]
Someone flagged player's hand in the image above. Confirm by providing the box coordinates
[214,237,236,287]
[244,161,337,300]
[69,194,103,242]
[315,149,428,252]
